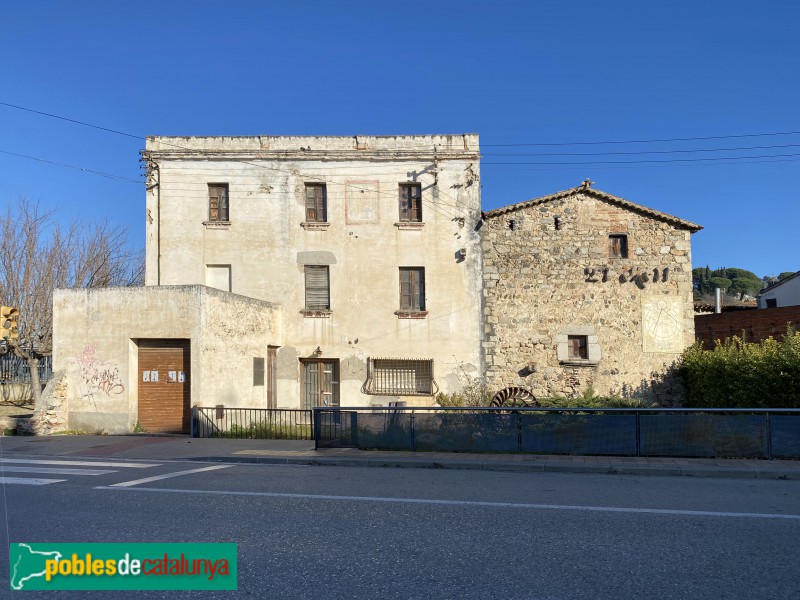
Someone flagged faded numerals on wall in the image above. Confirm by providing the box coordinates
[584,266,670,288]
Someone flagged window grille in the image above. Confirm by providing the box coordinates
[363,358,437,396]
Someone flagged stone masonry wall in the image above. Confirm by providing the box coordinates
[482,190,696,405]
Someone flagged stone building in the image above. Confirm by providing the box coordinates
[481,181,702,404]
[51,135,483,433]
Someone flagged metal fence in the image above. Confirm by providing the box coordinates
[192,406,314,440]
[0,354,52,384]
[313,406,800,459]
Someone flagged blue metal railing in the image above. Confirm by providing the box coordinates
[0,354,52,384]
[313,406,800,459]
[192,406,314,440]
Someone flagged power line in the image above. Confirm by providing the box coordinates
[483,130,800,147]
[483,142,800,157]
[481,155,800,172]
[2,100,475,210]
[0,150,142,183]
[6,99,796,205]
[0,101,141,140]
[483,152,800,166]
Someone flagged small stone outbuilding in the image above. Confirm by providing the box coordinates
[481,181,702,404]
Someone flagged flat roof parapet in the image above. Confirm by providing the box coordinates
[144,134,480,160]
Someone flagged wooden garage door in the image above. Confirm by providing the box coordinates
[138,340,191,433]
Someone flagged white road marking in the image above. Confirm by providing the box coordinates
[0,458,159,468]
[94,486,800,521]
[109,465,233,487]
[0,466,117,476]
[0,477,65,485]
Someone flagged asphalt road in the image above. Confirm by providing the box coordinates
[0,455,798,599]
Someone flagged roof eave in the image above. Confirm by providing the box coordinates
[483,186,703,232]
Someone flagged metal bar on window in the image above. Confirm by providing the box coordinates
[368,358,434,395]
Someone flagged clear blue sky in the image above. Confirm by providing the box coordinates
[2,1,798,278]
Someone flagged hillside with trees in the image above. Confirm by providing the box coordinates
[693,266,765,301]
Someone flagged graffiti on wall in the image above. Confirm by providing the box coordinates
[67,344,125,404]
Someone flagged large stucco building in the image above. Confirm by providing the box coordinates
[51,135,484,433]
[481,181,702,404]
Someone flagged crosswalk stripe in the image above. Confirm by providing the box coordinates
[110,465,232,488]
[0,477,65,485]
[0,458,159,468]
[0,466,117,476]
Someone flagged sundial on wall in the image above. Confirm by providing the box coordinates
[642,296,684,353]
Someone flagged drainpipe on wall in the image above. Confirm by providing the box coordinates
[157,165,161,286]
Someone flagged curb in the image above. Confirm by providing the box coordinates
[178,455,800,479]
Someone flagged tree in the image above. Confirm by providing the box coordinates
[695,266,764,301]
[0,197,143,404]
[708,277,732,291]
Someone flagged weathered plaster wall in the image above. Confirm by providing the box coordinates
[53,286,282,432]
[482,189,697,404]
[143,135,483,406]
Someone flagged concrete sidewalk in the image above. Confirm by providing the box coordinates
[1,434,799,479]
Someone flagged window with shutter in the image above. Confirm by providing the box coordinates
[399,267,425,312]
[253,357,265,387]
[399,184,422,222]
[304,183,327,223]
[208,184,229,221]
[305,266,330,310]
[608,234,628,258]
[568,335,588,360]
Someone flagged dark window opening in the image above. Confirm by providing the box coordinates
[608,234,628,258]
[253,357,265,386]
[304,183,327,223]
[766,298,778,308]
[399,183,422,222]
[208,184,229,221]
[399,267,425,311]
[568,335,588,360]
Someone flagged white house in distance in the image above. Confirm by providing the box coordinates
[52,135,484,434]
[757,270,800,308]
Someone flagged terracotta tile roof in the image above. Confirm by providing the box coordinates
[482,185,703,232]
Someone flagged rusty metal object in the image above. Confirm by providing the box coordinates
[490,387,538,407]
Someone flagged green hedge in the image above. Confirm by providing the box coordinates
[680,328,800,408]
